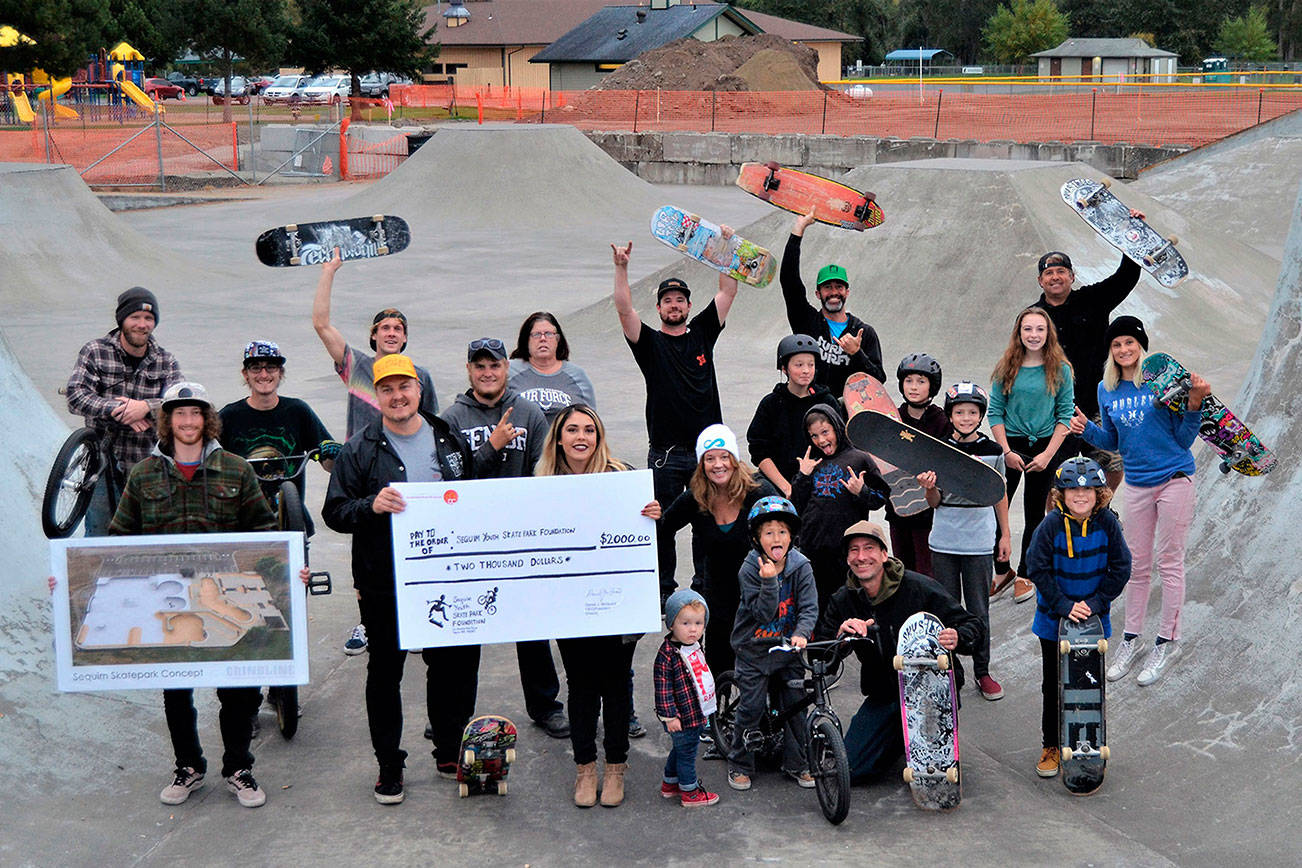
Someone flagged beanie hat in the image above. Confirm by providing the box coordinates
[1103,315,1149,350]
[116,287,159,328]
[695,423,740,464]
[664,588,709,628]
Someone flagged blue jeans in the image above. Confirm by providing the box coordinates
[843,697,904,783]
[84,470,123,537]
[664,725,704,791]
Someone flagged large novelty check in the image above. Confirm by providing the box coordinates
[390,471,660,648]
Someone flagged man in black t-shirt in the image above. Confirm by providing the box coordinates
[612,240,739,598]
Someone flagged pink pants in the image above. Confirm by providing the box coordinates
[1121,475,1195,641]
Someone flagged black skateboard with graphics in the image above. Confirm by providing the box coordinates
[255,214,410,267]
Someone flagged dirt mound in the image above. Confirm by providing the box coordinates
[596,33,822,92]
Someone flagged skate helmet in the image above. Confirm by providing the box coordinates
[943,381,989,419]
[896,353,942,399]
[776,334,819,370]
[747,496,801,544]
[1055,456,1107,489]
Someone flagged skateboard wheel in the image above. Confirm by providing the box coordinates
[1099,746,1110,761]
[497,781,508,796]
[1060,640,1071,655]
[765,161,780,171]
[946,767,959,784]
[1097,639,1108,654]
[505,748,516,765]
[892,654,904,671]
[936,654,949,671]
[1061,747,1073,762]
[377,246,389,255]
[464,749,476,767]
[285,223,298,232]
[1168,234,1179,246]
[458,783,469,798]
[903,767,915,783]
[1101,179,1111,189]
[372,214,383,222]
[289,257,301,266]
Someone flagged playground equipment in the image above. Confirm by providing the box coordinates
[1,25,79,122]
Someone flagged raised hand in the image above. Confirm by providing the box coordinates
[836,328,864,356]
[1069,406,1088,435]
[793,206,817,236]
[611,241,632,268]
[916,470,937,490]
[842,468,866,495]
[488,406,518,450]
[324,246,343,275]
[796,445,820,476]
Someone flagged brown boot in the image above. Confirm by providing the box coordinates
[574,762,598,808]
[599,762,627,807]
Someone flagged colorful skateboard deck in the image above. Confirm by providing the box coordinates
[735,162,885,231]
[1140,352,1276,476]
[842,373,928,517]
[846,410,1006,506]
[457,714,517,797]
[1058,616,1108,796]
[1061,179,1187,288]
[255,214,410,267]
[894,611,960,811]
[649,205,777,287]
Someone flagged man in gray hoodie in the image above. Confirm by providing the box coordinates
[441,337,568,737]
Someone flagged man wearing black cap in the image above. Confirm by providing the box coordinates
[66,286,183,535]
[313,248,440,655]
[611,239,739,599]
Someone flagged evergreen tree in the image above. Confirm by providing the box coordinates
[983,0,1070,64]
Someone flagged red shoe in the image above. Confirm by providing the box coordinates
[680,785,719,807]
[660,781,681,799]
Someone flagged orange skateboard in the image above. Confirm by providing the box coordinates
[842,373,927,517]
[735,162,884,231]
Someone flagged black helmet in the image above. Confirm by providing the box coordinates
[943,381,989,418]
[747,495,801,543]
[776,334,819,370]
[1055,456,1107,489]
[897,353,942,399]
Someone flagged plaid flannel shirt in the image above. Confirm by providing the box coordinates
[65,330,182,469]
[109,444,276,535]
[653,637,709,730]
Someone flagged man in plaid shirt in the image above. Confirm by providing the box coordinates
[65,287,182,534]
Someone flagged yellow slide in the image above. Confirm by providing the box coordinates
[5,72,35,123]
[110,62,160,113]
[32,70,78,119]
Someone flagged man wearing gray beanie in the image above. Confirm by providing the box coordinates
[65,286,183,535]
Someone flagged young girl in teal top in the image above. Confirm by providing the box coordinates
[988,306,1075,605]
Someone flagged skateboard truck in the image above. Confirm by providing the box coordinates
[762,161,781,194]
[286,224,301,265]
[851,193,877,223]
[370,214,389,255]
[307,569,332,596]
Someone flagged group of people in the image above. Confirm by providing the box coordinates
[60,200,1211,809]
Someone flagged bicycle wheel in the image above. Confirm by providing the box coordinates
[709,671,740,757]
[269,685,300,739]
[808,714,851,825]
[277,480,304,533]
[42,427,102,538]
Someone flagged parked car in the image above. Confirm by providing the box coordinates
[143,77,185,100]
[296,74,351,106]
[359,72,412,99]
[211,76,250,105]
[163,71,200,96]
[246,74,276,95]
[261,74,308,104]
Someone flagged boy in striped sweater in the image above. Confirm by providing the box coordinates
[1024,456,1131,778]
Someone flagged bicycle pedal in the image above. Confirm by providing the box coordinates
[308,570,332,595]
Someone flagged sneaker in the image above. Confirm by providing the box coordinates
[700,740,724,761]
[991,569,1016,599]
[1013,576,1036,603]
[435,761,459,780]
[977,674,1004,701]
[225,769,266,808]
[343,623,368,656]
[1036,747,1060,778]
[727,770,752,791]
[660,780,681,799]
[1136,640,1181,686]
[784,768,816,788]
[536,711,570,739]
[423,723,434,741]
[1106,636,1146,682]
[160,767,204,805]
[628,715,647,738]
[375,767,405,804]
[680,785,720,807]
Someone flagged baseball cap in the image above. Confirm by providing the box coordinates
[372,353,419,385]
[243,340,286,367]
[161,381,212,412]
[656,277,690,302]
[116,286,159,327]
[842,519,890,552]
[816,264,849,288]
[1038,251,1074,274]
[467,338,507,362]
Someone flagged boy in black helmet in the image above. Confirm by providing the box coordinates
[886,352,950,576]
[746,334,837,498]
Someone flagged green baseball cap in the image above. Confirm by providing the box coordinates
[816,264,849,288]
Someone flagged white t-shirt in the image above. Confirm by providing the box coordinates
[677,641,716,716]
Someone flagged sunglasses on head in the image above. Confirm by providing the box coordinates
[469,338,505,352]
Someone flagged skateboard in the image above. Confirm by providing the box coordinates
[255,214,410,267]
[457,714,517,797]
[846,410,1006,506]
[1139,352,1276,476]
[842,373,928,517]
[893,611,960,810]
[649,205,777,287]
[1060,179,1188,288]
[735,162,885,231]
[1058,615,1109,796]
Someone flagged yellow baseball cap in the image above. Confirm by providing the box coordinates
[372,353,418,385]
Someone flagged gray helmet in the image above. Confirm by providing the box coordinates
[776,334,819,370]
[943,381,989,419]
[897,353,942,399]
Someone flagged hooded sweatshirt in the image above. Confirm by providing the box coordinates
[1025,503,1131,641]
[790,403,889,553]
[441,386,548,478]
[731,548,818,658]
[747,381,839,486]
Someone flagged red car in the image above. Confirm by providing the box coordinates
[143,77,185,100]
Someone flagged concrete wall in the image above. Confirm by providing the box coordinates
[584,129,1188,182]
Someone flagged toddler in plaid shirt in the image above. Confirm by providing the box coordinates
[653,590,720,807]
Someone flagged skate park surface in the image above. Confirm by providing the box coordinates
[2,121,1300,866]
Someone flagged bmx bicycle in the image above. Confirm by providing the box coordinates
[710,634,870,825]
[41,426,124,539]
